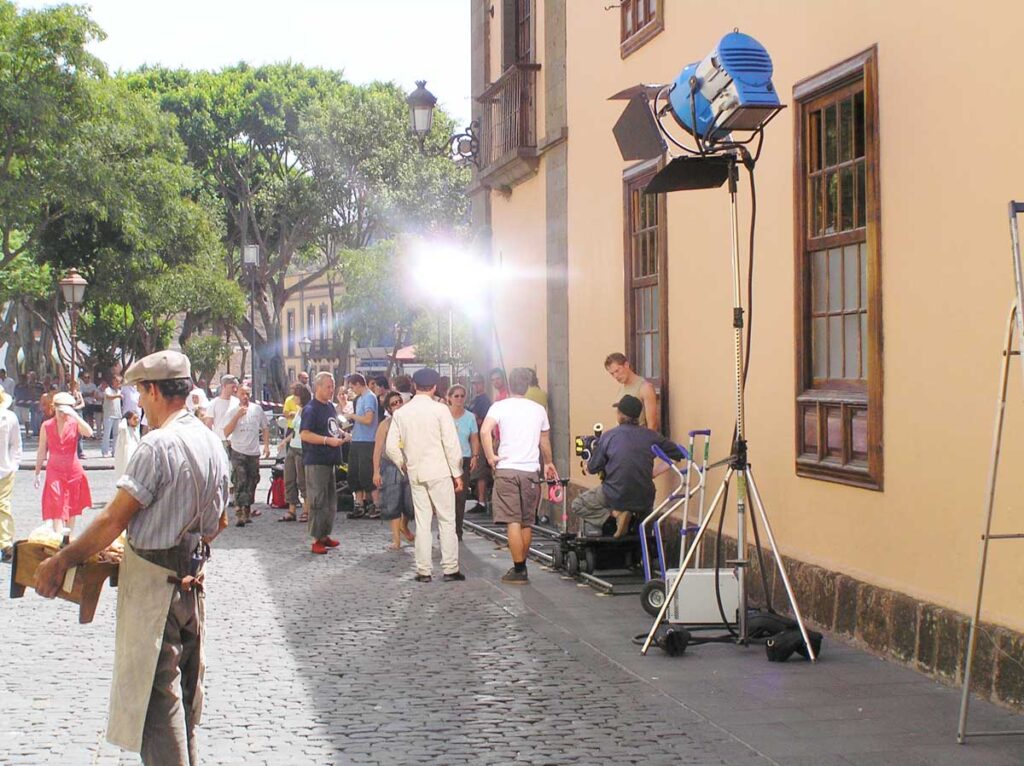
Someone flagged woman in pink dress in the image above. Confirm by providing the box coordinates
[34,391,94,535]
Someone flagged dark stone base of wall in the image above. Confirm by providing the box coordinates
[695,528,1024,711]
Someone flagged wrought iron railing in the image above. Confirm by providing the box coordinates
[478,63,541,168]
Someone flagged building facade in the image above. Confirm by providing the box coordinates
[470,0,1024,707]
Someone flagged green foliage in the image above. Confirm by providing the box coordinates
[0,252,51,302]
[0,0,106,266]
[183,335,231,383]
[333,241,409,347]
[409,310,476,373]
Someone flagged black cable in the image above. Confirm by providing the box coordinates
[714,481,738,637]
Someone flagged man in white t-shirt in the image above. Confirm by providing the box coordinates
[481,367,557,585]
[224,384,269,525]
[204,374,239,443]
[121,381,141,416]
[204,374,240,500]
[101,374,123,458]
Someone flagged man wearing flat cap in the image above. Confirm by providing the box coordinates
[571,394,683,538]
[35,349,229,765]
[385,367,466,582]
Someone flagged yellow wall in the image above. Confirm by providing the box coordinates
[521,1,1024,630]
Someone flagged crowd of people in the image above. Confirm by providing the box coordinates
[21,347,669,764]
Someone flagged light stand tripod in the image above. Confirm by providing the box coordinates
[641,154,816,659]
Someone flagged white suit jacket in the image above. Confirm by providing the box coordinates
[385,394,463,484]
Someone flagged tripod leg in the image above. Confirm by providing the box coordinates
[957,301,1016,743]
[745,467,817,662]
[641,468,734,655]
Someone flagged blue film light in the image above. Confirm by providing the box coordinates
[668,31,780,141]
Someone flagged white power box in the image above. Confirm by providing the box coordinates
[666,567,739,625]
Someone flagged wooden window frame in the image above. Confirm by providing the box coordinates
[620,0,664,59]
[793,47,883,490]
[502,0,534,68]
[623,158,669,433]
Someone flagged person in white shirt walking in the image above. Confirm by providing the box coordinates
[385,368,466,583]
[224,384,270,526]
[100,374,123,457]
[0,388,22,562]
[204,374,240,502]
[0,369,15,399]
[481,367,557,584]
[114,410,141,479]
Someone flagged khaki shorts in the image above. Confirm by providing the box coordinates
[491,468,541,527]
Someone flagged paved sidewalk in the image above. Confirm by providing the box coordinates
[1,468,1022,765]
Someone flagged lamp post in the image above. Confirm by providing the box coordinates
[58,268,88,385]
[243,244,259,399]
[299,336,312,380]
[407,80,480,167]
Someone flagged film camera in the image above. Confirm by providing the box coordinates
[574,423,604,466]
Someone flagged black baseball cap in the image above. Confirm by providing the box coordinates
[614,395,643,419]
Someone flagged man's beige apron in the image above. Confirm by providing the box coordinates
[106,544,177,751]
[107,425,207,753]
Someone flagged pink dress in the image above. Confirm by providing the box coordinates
[41,417,93,521]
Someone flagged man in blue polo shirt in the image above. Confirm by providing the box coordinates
[347,373,379,519]
[571,395,684,537]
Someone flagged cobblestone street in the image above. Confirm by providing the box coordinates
[3,461,1023,765]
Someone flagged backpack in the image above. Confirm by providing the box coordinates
[267,473,287,509]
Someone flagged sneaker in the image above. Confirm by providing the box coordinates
[323,537,340,548]
[348,504,366,520]
[1,546,12,564]
[414,573,432,583]
[235,519,246,528]
[443,571,466,582]
[365,505,380,520]
[311,541,328,555]
[501,568,529,584]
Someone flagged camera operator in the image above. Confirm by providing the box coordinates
[571,395,683,538]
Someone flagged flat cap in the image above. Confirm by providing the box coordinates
[412,367,440,388]
[124,350,191,384]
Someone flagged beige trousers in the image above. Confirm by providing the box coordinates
[410,476,459,576]
[0,472,14,549]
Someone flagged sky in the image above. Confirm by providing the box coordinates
[19,0,473,127]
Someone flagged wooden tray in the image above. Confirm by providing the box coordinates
[9,540,120,623]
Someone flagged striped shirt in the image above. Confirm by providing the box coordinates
[117,409,229,549]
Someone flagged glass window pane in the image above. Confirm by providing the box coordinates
[844,314,860,379]
[844,245,860,310]
[854,90,866,159]
[839,97,854,163]
[811,176,822,235]
[812,250,827,312]
[648,0,657,18]
[826,406,842,457]
[829,315,843,378]
[802,406,818,455]
[860,242,868,309]
[652,285,659,329]
[644,335,654,378]
[812,317,827,378]
[808,110,822,173]
[828,248,842,311]
[824,103,837,167]
[650,232,659,274]
[825,171,837,233]
[861,313,868,377]
[856,161,866,228]
[840,166,854,231]
[851,408,868,463]
[651,331,660,378]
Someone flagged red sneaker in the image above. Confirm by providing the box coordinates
[323,537,340,548]
[311,541,328,555]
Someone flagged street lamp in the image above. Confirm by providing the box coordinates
[407,80,480,168]
[243,244,259,398]
[58,268,87,384]
[299,336,312,379]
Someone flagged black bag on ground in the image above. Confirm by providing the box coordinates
[765,628,823,662]
[654,625,691,657]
